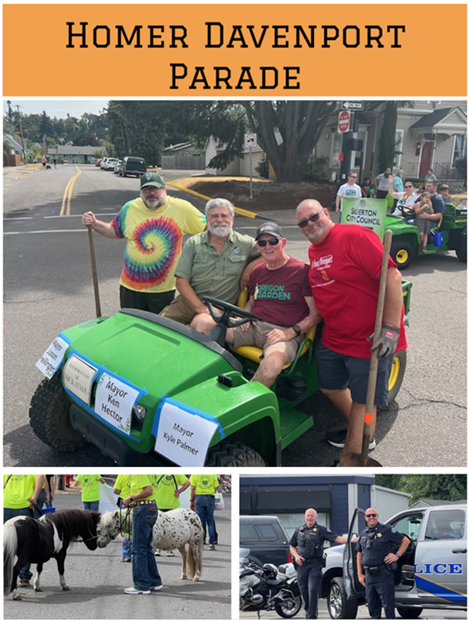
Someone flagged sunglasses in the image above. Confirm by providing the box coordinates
[257,238,280,247]
[365,514,378,518]
[297,208,324,228]
[404,185,413,189]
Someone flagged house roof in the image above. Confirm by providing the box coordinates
[409,498,464,507]
[409,107,467,134]
[3,132,24,153]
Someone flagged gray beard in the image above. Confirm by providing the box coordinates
[209,224,232,237]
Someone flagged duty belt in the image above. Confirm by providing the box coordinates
[363,565,387,575]
[134,500,156,505]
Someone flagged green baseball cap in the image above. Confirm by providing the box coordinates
[141,172,165,189]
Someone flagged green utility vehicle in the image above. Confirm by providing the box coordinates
[30,289,411,467]
[387,202,467,270]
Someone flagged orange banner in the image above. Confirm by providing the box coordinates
[3,4,467,96]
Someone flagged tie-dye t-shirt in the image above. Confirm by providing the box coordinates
[111,196,206,293]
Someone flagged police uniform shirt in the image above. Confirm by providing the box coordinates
[289,523,338,560]
[356,522,404,567]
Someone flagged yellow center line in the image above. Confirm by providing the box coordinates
[60,166,82,216]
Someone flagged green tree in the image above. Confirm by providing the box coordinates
[377,101,398,173]
[375,475,467,503]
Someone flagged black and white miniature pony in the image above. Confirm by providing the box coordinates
[98,508,204,581]
[4,509,101,600]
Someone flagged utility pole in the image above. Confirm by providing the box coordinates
[15,105,27,160]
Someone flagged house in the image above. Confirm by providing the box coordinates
[316,101,467,183]
[47,145,105,164]
[410,498,467,509]
[240,475,410,539]
[161,142,205,170]
[204,134,279,177]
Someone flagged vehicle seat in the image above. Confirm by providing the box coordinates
[232,288,317,374]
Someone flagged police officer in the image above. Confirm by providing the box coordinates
[290,508,348,619]
[356,507,410,619]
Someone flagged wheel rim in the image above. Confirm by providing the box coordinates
[388,356,400,390]
[329,583,342,618]
[395,248,409,264]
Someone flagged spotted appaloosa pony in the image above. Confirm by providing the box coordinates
[98,508,204,581]
[4,509,101,600]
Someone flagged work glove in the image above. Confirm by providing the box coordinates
[368,324,400,359]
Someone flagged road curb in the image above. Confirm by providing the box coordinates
[166,181,259,219]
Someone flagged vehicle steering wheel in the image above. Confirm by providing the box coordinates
[202,296,259,328]
[398,204,417,217]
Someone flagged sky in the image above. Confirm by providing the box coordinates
[3,99,110,119]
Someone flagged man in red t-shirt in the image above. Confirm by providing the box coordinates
[225,222,321,388]
[296,199,407,458]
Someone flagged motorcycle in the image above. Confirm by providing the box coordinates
[239,548,302,618]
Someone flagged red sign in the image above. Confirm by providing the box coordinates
[338,111,351,134]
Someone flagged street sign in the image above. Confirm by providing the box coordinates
[338,111,351,134]
[342,101,364,111]
[244,133,258,149]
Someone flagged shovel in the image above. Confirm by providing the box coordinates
[87,225,102,318]
[340,230,393,468]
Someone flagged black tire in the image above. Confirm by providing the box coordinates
[274,594,302,618]
[391,241,414,270]
[327,577,358,620]
[29,373,88,451]
[388,349,407,404]
[205,440,265,466]
[456,228,467,263]
[397,607,423,619]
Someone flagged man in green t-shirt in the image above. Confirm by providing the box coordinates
[113,474,132,562]
[74,475,105,511]
[4,474,44,587]
[190,474,220,551]
[153,475,190,557]
[122,475,163,595]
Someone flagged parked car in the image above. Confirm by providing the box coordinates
[114,160,123,175]
[320,504,467,619]
[100,157,108,169]
[120,156,147,177]
[240,515,292,567]
[103,157,119,171]
[95,159,102,167]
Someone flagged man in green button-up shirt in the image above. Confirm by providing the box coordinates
[161,198,263,333]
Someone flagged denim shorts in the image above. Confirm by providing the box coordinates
[316,341,393,406]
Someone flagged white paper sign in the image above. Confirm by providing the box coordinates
[154,401,219,467]
[36,336,69,379]
[94,373,139,435]
[63,355,97,406]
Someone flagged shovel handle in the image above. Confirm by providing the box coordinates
[87,225,102,318]
[362,230,393,460]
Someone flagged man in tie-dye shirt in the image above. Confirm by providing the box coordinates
[82,172,206,313]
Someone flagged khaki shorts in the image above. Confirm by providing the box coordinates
[231,321,303,365]
[160,296,197,324]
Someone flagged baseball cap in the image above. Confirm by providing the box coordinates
[255,222,284,240]
[140,172,165,189]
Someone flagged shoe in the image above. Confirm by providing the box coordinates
[326,428,376,451]
[150,585,163,591]
[120,558,131,562]
[154,549,161,556]
[166,551,174,557]
[19,579,30,587]
[209,544,215,550]
[124,587,150,595]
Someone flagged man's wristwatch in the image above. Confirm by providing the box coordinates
[291,324,301,336]
[395,552,401,558]
[129,496,134,503]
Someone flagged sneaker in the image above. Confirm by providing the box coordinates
[326,428,376,451]
[19,579,30,587]
[120,558,131,562]
[124,587,150,595]
[209,544,215,550]
[150,585,163,591]
[154,549,161,556]
[166,551,174,557]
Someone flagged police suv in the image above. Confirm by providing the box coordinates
[320,504,466,619]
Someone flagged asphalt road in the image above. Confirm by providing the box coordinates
[3,164,467,467]
[4,488,232,620]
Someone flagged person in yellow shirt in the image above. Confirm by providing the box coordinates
[3,474,44,587]
[153,474,190,557]
[74,474,105,511]
[122,474,163,595]
[190,474,220,551]
[113,474,132,562]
